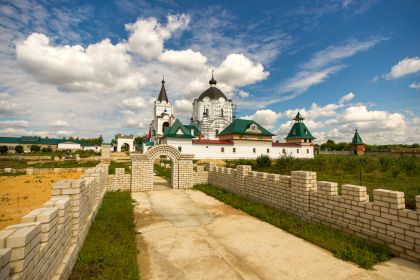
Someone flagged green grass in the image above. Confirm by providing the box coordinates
[70,191,139,280]
[226,155,420,209]
[194,184,392,269]
[0,172,27,177]
[108,161,131,174]
[0,159,99,170]
[153,164,171,180]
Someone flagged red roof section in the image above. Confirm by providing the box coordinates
[272,142,301,147]
[192,139,234,145]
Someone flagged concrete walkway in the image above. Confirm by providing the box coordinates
[132,178,420,280]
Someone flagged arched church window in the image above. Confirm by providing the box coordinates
[206,108,209,116]
[221,109,224,117]
[216,129,219,136]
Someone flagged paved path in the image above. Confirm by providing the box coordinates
[133,177,420,280]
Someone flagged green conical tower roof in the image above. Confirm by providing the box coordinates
[352,129,364,145]
[293,112,304,122]
[285,112,315,140]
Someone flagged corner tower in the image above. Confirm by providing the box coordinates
[192,73,233,139]
[150,78,174,144]
[285,112,315,145]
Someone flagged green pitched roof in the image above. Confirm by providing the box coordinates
[184,125,201,137]
[285,122,315,140]
[352,129,364,144]
[0,136,93,146]
[218,119,274,136]
[293,112,304,121]
[163,119,196,138]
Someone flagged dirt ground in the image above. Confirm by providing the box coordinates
[0,172,82,229]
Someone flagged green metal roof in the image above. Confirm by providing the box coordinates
[163,119,196,138]
[183,125,201,137]
[293,112,304,121]
[0,136,93,146]
[285,122,315,140]
[352,129,364,144]
[218,119,274,136]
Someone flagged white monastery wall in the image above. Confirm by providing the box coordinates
[57,143,81,150]
[155,140,314,159]
[201,164,420,263]
[0,164,108,280]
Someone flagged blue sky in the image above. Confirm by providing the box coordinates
[0,0,419,143]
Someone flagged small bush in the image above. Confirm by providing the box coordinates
[0,146,8,154]
[30,145,41,152]
[15,145,24,153]
[256,154,271,168]
[41,147,53,153]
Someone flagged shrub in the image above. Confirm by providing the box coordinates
[41,147,53,153]
[15,145,24,153]
[256,154,271,168]
[0,145,8,154]
[30,145,41,152]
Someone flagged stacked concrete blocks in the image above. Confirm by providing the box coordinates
[202,164,420,263]
[0,163,108,279]
[107,168,131,191]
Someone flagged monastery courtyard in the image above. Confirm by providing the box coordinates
[133,176,420,280]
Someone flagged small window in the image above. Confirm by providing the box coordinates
[178,146,182,152]
[297,149,299,154]
[292,129,296,135]
[216,129,219,136]
[221,109,224,117]
[221,147,224,153]
[206,145,208,149]
[304,139,307,142]
[309,139,312,143]
[282,149,286,154]
[267,148,270,153]
[233,147,236,153]
[253,148,256,153]
[307,149,309,154]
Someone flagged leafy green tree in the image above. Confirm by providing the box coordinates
[15,145,24,153]
[30,145,41,152]
[0,145,8,154]
[134,136,144,150]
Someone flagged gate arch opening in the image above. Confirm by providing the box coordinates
[130,145,194,190]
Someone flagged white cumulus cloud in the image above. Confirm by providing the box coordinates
[122,97,147,108]
[409,82,420,89]
[49,120,69,127]
[126,14,190,59]
[242,109,281,129]
[216,54,269,87]
[159,49,207,71]
[386,57,420,79]
[16,33,146,92]
[0,120,29,127]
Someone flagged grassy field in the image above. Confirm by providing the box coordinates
[226,155,420,209]
[108,160,131,174]
[70,191,139,280]
[0,159,100,170]
[153,164,171,180]
[195,184,392,269]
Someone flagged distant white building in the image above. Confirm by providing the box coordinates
[113,134,135,152]
[144,75,315,159]
[57,141,81,150]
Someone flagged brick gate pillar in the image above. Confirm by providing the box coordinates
[131,154,153,192]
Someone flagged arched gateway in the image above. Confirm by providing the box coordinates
[130,144,194,191]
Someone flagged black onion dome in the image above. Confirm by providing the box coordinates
[198,87,227,100]
[209,76,217,85]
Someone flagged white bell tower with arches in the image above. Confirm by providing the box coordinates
[151,78,174,144]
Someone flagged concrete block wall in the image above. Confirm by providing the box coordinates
[192,165,209,186]
[0,163,108,280]
[107,168,131,191]
[203,164,420,263]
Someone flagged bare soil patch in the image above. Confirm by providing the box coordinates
[0,172,81,229]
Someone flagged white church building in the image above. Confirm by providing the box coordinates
[144,75,315,159]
